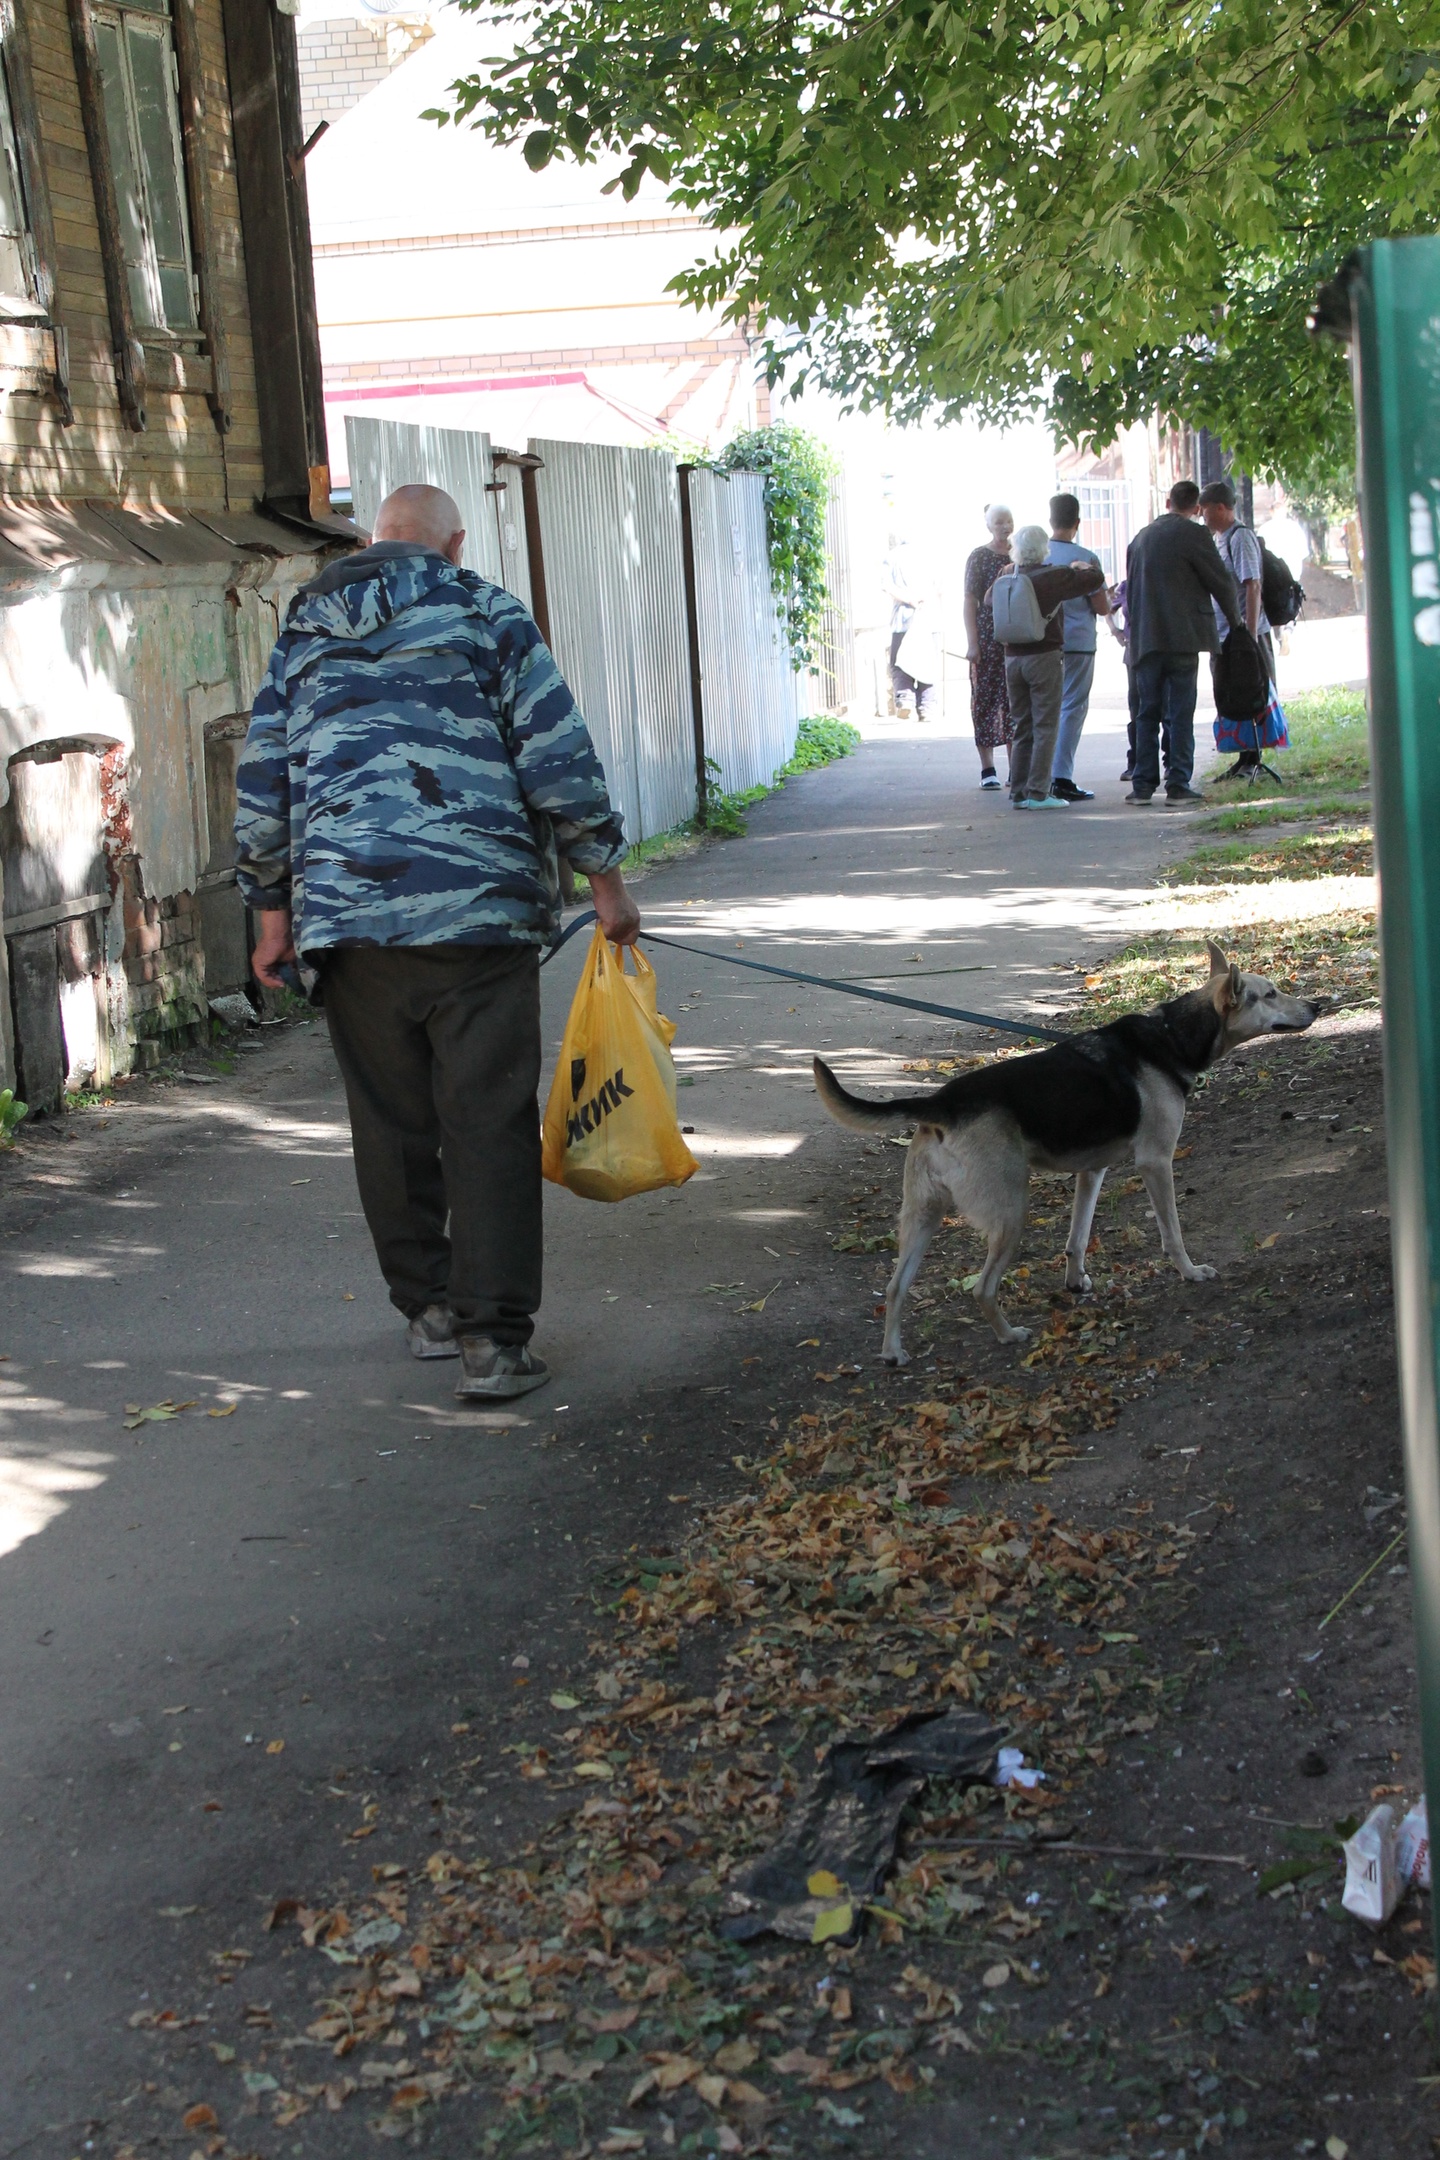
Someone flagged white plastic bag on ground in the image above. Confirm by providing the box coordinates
[1398,1797,1431,1891]
[1342,1804,1400,1924]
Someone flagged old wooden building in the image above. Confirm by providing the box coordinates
[0,0,345,1110]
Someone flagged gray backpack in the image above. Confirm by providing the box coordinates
[988,568,1048,644]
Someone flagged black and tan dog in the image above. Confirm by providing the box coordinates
[814,943,1315,1360]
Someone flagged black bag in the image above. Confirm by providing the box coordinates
[1213,622,1269,721]
[1257,538,1305,627]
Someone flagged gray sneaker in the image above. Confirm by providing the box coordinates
[406,1304,460,1360]
[454,1336,551,1400]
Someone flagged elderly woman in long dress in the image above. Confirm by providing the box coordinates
[963,504,1016,789]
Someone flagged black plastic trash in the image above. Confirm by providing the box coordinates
[720,1705,1004,1943]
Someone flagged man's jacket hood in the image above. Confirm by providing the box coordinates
[286,541,457,639]
[232,546,626,954]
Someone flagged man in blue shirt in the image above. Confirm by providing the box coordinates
[1045,493,1111,802]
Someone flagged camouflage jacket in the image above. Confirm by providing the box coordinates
[233,542,627,952]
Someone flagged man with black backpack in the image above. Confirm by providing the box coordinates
[1199,478,1304,779]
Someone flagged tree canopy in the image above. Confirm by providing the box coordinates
[433,0,1440,483]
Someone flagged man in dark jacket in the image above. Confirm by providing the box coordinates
[234,484,638,1401]
[1122,479,1241,804]
[992,523,1107,807]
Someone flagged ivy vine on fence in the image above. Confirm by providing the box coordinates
[713,424,837,668]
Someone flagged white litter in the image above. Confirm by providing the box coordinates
[993,1746,1045,1791]
[209,992,258,1030]
[1342,1795,1431,1925]
[1398,1797,1431,1891]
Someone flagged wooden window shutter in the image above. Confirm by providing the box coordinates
[170,0,230,431]
[67,0,147,430]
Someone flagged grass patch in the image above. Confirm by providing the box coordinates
[1200,792,1368,835]
[777,711,862,775]
[1165,824,1372,887]
[1201,684,1368,799]
[1077,914,1379,1026]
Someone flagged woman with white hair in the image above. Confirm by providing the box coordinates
[963,505,1016,787]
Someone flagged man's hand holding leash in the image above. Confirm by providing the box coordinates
[588,867,641,947]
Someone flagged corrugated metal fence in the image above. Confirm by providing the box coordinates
[341,417,853,848]
[346,418,509,589]
[682,466,795,797]
[530,439,697,845]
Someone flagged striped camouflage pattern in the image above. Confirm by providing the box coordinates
[233,542,627,952]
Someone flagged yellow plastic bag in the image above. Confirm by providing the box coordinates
[541,928,698,1202]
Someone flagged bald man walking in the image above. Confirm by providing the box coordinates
[233,485,638,1399]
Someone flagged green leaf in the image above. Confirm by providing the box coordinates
[1255,1855,1332,1896]
[432,0,1419,484]
[811,1900,855,1943]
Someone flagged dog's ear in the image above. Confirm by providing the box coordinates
[1210,963,1243,1016]
[1205,939,1230,978]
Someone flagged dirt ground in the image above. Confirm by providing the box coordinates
[50,980,1429,2160]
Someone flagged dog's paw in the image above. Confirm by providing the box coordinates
[880,1348,911,1368]
[1183,1263,1218,1282]
[1065,1270,1092,1294]
[997,1324,1031,1345]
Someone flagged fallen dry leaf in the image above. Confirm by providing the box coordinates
[123,1399,197,1430]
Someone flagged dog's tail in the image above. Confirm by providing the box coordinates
[813,1055,932,1131]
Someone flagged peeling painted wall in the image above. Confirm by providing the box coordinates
[0,553,321,893]
[0,548,327,1097]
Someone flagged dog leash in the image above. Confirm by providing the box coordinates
[541,908,1068,1043]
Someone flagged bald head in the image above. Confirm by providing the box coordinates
[372,483,466,564]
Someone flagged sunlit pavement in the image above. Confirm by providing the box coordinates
[0,622,1363,2147]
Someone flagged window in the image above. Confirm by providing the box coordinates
[92,0,195,331]
[1073,478,1130,583]
[0,54,37,312]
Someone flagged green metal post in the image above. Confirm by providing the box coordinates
[1349,236,1440,1972]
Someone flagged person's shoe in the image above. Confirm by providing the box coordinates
[1125,788,1155,804]
[1013,794,1035,808]
[980,769,1001,790]
[1051,778,1094,801]
[1031,794,1070,809]
[406,1304,460,1359]
[1120,766,1134,783]
[1164,785,1205,805]
[454,1336,551,1400]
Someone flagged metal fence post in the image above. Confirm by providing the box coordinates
[676,464,709,828]
[1329,236,1440,1965]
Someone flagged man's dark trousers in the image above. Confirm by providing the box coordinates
[1132,651,1199,795]
[322,945,542,1345]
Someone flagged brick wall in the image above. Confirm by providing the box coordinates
[119,869,208,1066]
[297,17,435,136]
